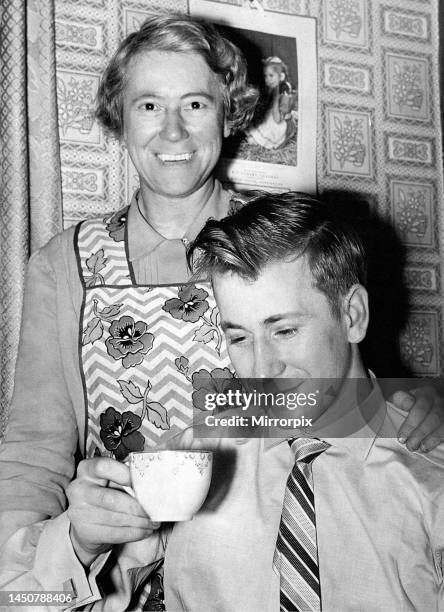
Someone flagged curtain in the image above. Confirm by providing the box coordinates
[0,0,62,438]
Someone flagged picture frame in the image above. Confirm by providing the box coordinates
[190,0,318,193]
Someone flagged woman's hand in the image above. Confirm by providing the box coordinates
[391,386,444,452]
[67,457,160,568]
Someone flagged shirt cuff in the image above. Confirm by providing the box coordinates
[33,513,109,609]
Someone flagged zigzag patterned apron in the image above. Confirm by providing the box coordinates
[75,205,232,461]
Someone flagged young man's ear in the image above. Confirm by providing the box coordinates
[342,284,369,344]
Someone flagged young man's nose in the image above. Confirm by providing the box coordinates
[160,109,189,142]
[252,342,285,378]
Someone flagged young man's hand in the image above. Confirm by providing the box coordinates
[67,457,160,568]
[391,386,444,453]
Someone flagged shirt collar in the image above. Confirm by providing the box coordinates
[127,191,162,262]
[263,374,387,461]
[127,180,231,262]
[320,376,387,460]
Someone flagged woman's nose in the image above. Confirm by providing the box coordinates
[160,109,189,142]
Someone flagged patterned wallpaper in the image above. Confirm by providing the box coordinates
[54,0,444,377]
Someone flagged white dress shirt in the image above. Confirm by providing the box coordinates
[163,385,444,612]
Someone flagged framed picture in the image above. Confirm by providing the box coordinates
[190,0,317,193]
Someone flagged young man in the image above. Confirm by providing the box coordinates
[152,191,444,611]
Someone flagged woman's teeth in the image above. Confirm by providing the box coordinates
[157,153,193,162]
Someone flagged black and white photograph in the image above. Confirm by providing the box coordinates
[221,30,299,164]
[1,1,444,611]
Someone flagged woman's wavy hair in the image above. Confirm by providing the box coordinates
[96,12,259,138]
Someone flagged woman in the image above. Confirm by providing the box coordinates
[0,13,442,611]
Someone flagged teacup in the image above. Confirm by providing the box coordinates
[127,450,213,521]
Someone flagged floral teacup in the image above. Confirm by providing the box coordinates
[127,450,213,521]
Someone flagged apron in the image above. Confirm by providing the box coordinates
[75,205,232,461]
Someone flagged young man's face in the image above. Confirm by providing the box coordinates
[214,256,363,383]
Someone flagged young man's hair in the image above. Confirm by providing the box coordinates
[188,191,367,320]
[96,12,258,138]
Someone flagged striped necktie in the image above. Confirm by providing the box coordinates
[273,438,330,612]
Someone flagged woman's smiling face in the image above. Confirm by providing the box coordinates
[122,50,230,200]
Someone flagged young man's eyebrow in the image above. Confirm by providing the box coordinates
[221,321,246,332]
[263,312,309,325]
[221,313,309,332]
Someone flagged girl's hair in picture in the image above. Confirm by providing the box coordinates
[262,56,289,79]
[261,56,292,96]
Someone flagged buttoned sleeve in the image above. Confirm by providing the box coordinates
[0,512,167,611]
[0,513,106,610]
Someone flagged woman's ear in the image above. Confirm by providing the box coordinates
[342,284,369,344]
[223,118,231,138]
[280,72,285,82]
